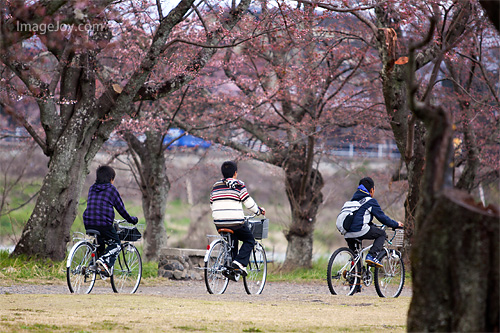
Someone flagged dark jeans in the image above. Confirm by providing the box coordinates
[346,225,386,257]
[86,225,121,268]
[228,224,256,267]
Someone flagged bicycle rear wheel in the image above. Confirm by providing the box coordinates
[111,243,142,294]
[327,247,359,296]
[243,243,267,295]
[204,239,229,294]
[374,249,405,298]
[67,242,96,294]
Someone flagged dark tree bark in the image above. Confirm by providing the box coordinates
[479,0,500,32]
[408,189,499,331]
[126,131,170,261]
[282,158,324,269]
[445,55,481,193]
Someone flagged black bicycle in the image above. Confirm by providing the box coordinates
[66,220,143,294]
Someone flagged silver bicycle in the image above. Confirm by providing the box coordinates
[66,220,143,294]
[327,225,405,297]
[204,215,268,295]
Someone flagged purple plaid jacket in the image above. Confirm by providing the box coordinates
[83,182,137,227]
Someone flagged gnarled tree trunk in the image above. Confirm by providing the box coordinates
[282,164,324,269]
[12,116,108,260]
[127,131,169,261]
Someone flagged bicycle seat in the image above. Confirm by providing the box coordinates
[85,229,101,237]
[217,228,234,235]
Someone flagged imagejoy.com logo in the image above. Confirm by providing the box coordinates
[16,21,105,35]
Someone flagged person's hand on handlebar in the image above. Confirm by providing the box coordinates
[131,216,139,225]
[396,221,404,228]
[258,207,266,216]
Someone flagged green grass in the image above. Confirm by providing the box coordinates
[0,248,331,285]
[0,250,158,283]
[0,251,66,282]
[266,257,328,282]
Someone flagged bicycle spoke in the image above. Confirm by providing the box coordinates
[205,240,229,294]
[111,244,142,294]
[244,243,267,294]
[67,242,96,294]
[374,251,405,298]
[327,247,359,296]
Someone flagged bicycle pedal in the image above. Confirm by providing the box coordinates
[222,269,239,282]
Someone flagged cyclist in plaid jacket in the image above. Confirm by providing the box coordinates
[83,165,138,276]
[210,161,265,279]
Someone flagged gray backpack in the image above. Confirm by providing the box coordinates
[336,197,371,235]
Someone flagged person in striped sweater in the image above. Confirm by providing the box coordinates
[210,161,265,279]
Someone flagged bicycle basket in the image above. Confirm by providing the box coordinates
[248,218,269,240]
[117,226,142,241]
[389,229,404,247]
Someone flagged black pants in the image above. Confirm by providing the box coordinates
[346,225,387,257]
[86,225,121,268]
[228,224,256,267]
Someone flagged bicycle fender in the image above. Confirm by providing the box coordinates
[204,239,221,262]
[66,240,90,268]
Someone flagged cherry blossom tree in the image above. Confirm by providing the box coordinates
[171,1,379,269]
[0,0,252,260]
[296,0,499,256]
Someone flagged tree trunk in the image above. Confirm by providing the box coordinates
[127,131,169,261]
[282,166,324,269]
[12,135,95,260]
[402,122,425,256]
[408,189,499,331]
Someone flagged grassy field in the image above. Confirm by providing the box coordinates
[0,250,411,332]
[0,293,410,332]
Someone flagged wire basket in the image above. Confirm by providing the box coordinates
[388,229,404,247]
[116,222,145,242]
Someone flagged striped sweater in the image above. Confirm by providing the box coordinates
[210,178,260,227]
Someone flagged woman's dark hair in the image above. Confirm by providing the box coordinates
[359,177,375,191]
[96,165,116,183]
[221,161,237,179]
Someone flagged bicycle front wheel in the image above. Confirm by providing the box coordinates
[243,243,267,295]
[111,243,142,294]
[374,249,405,298]
[327,247,359,296]
[204,239,229,294]
[67,242,96,294]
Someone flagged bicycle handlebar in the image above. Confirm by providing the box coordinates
[375,224,403,231]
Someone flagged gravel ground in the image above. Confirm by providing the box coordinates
[0,279,412,301]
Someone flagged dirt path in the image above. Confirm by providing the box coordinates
[0,279,412,300]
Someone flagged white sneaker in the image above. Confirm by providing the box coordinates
[96,259,111,277]
[232,260,248,277]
